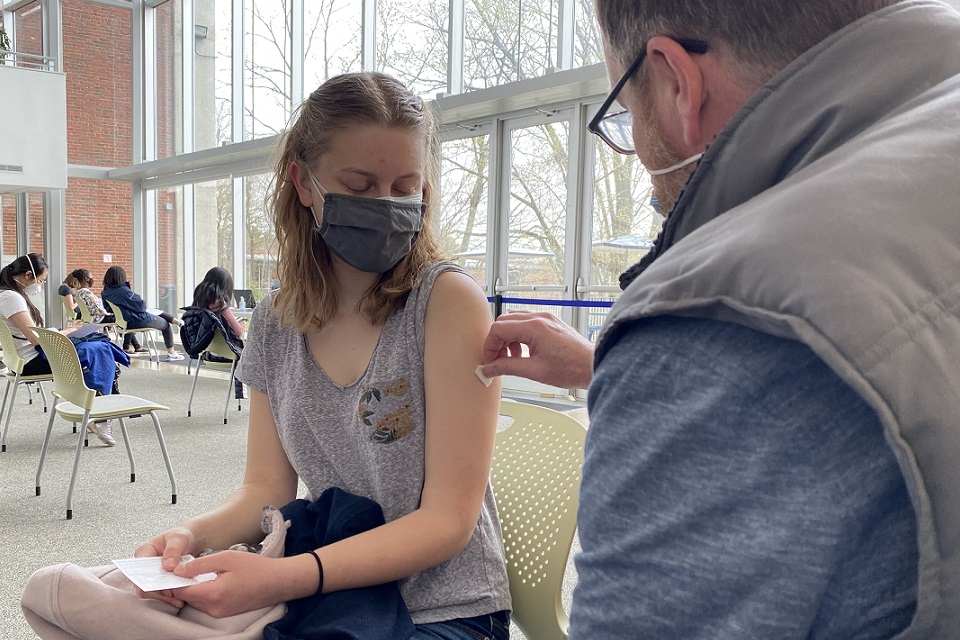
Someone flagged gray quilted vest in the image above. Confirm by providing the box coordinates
[598,3,960,637]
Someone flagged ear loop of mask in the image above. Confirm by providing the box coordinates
[646,152,704,176]
[24,254,38,282]
[305,169,327,228]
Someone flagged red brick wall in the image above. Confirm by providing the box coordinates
[63,178,132,286]
[61,0,134,276]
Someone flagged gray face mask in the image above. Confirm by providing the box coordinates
[308,171,425,273]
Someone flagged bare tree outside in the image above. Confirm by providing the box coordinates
[192,0,656,301]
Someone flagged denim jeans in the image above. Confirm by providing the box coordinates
[411,611,510,640]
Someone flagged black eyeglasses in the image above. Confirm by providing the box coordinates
[588,38,709,155]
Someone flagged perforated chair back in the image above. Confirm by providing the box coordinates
[0,318,27,374]
[493,399,586,640]
[28,328,96,410]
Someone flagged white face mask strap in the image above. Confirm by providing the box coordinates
[647,152,704,176]
[23,254,38,281]
[306,169,328,226]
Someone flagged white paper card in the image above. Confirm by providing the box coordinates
[112,555,217,592]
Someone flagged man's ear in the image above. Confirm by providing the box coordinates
[645,36,707,149]
[289,162,315,208]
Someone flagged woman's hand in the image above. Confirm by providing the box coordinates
[132,526,197,609]
[170,551,317,618]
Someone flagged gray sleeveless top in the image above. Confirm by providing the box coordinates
[236,261,511,624]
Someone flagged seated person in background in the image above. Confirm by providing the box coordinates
[1,253,53,378]
[1,255,120,446]
[58,273,80,321]
[70,269,150,353]
[71,268,146,354]
[183,266,246,399]
[101,266,184,361]
[132,72,510,638]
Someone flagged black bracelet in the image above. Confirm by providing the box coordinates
[306,549,323,594]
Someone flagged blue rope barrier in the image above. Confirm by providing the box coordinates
[486,297,615,309]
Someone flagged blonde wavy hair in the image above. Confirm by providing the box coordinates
[268,72,445,333]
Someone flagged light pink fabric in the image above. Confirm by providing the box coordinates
[21,511,288,640]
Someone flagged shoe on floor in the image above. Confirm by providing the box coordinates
[164,352,185,361]
[134,346,150,354]
[123,346,135,354]
[87,421,116,447]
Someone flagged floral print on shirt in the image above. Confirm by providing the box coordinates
[359,378,417,444]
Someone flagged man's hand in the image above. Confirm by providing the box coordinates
[481,311,594,389]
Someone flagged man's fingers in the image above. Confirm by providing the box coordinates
[482,356,542,381]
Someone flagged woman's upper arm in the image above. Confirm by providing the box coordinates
[420,271,501,538]
[221,307,245,338]
[243,389,299,502]
[8,311,40,345]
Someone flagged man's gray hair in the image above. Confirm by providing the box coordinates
[595,0,902,89]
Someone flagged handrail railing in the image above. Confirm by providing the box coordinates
[0,50,58,72]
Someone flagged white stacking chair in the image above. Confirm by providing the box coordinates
[29,327,177,520]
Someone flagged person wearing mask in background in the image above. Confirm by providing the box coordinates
[57,273,81,321]
[101,266,184,361]
[72,268,146,354]
[0,256,119,445]
[481,0,960,637]
[182,266,246,400]
[0,253,53,378]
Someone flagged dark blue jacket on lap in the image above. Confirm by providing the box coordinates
[264,488,414,640]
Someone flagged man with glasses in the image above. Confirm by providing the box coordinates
[482,0,960,637]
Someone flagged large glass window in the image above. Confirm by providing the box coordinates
[376,0,448,98]
[304,0,362,92]
[574,0,604,67]
[154,0,178,159]
[196,0,234,150]
[588,139,656,286]
[156,186,185,315]
[243,173,276,300]
[464,0,559,91]
[440,133,491,289]
[583,133,658,340]
[244,0,291,139]
[12,1,43,59]
[506,119,569,291]
[0,195,17,265]
[195,178,234,275]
